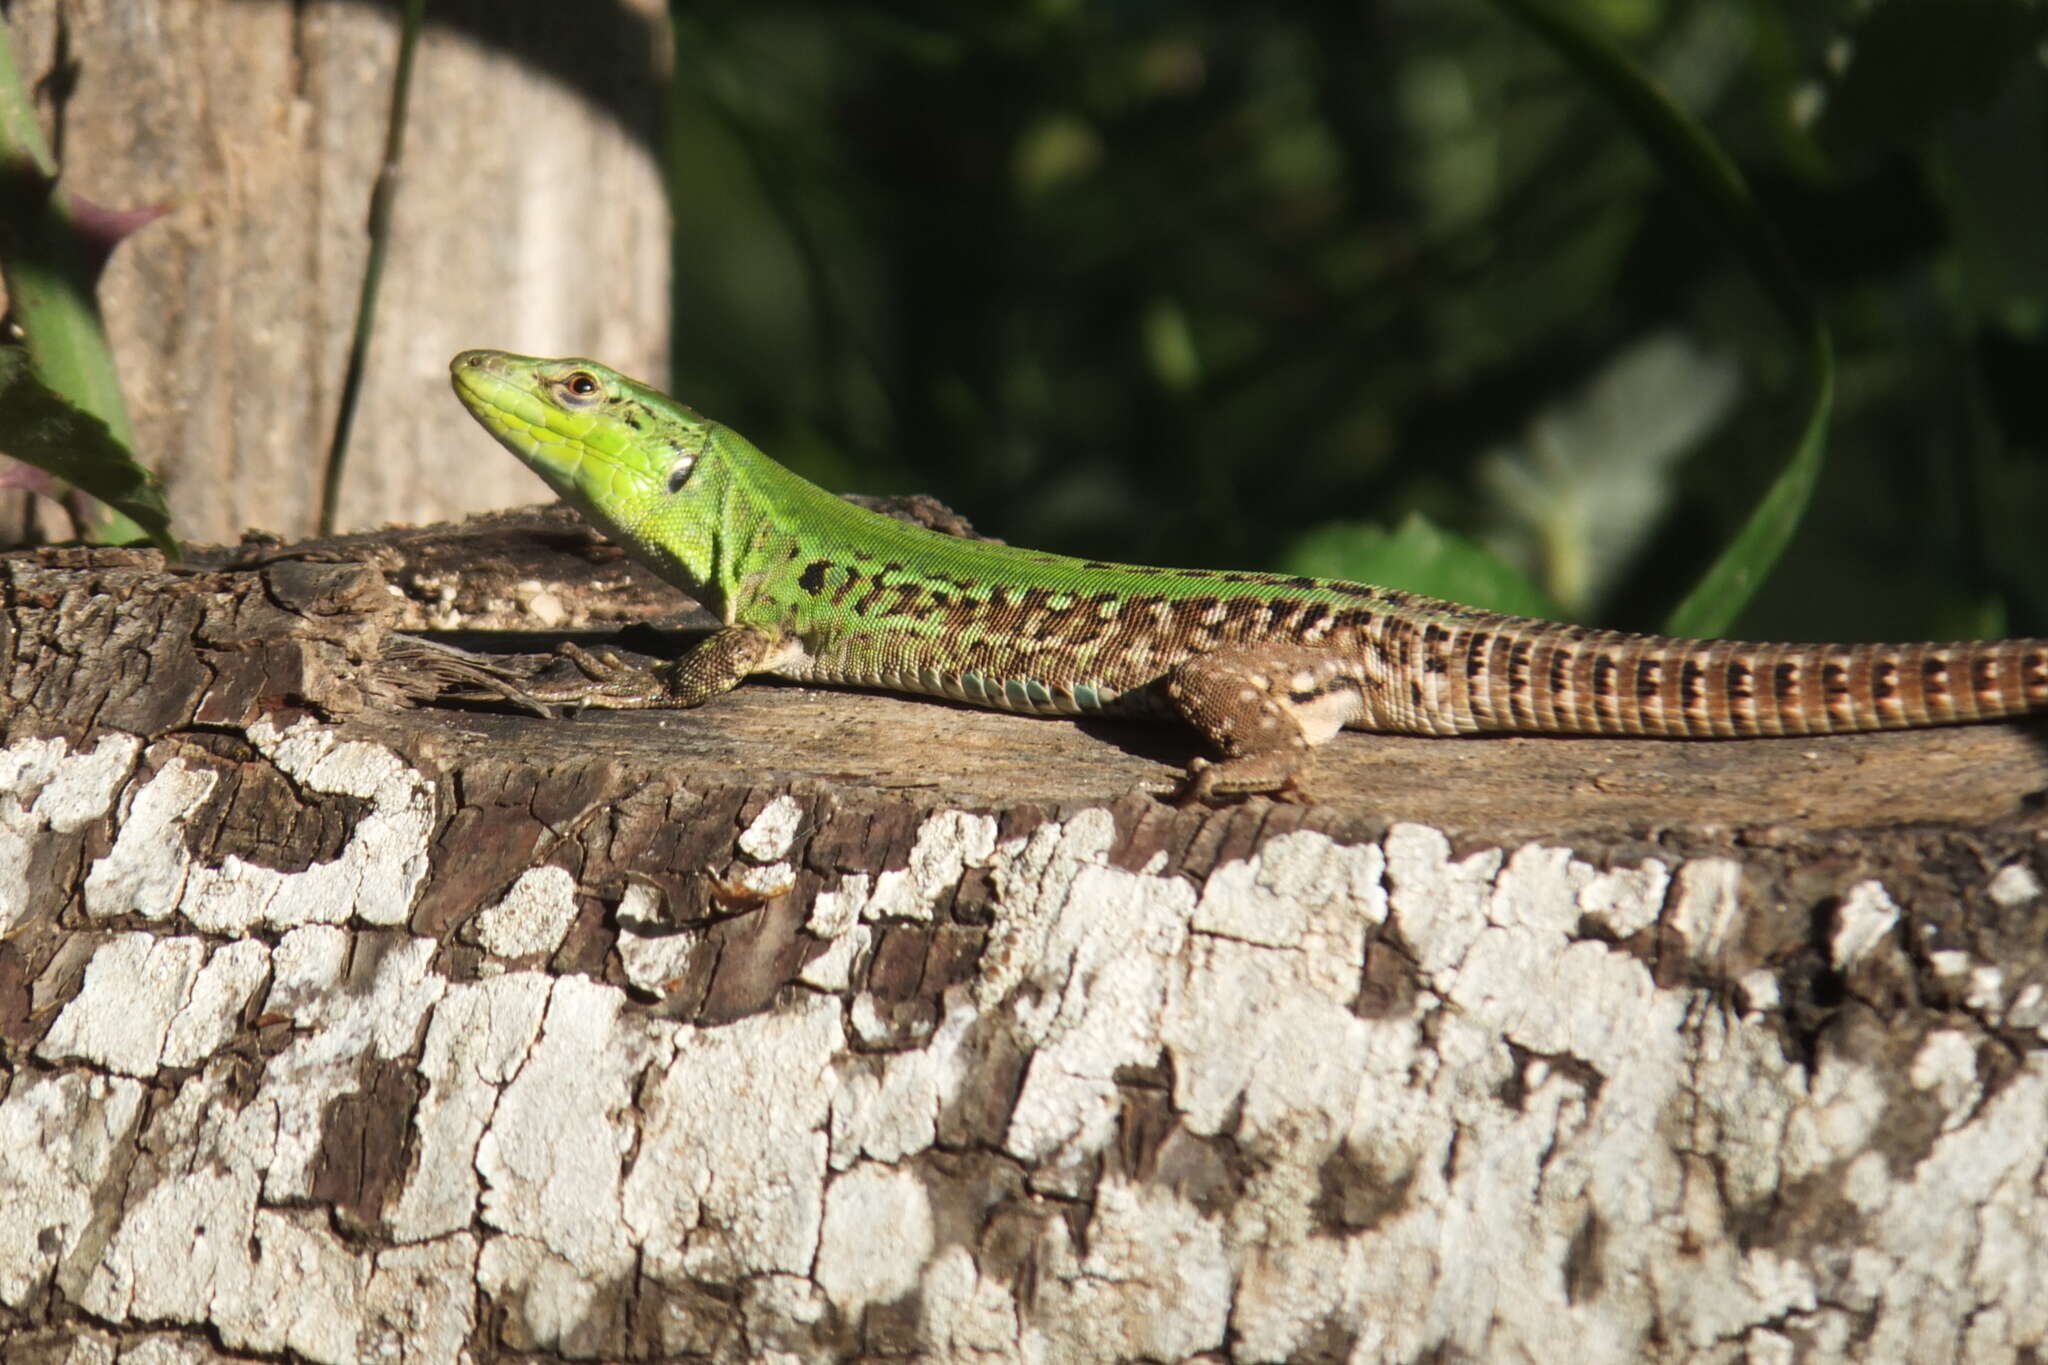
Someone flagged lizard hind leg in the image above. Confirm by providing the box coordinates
[1163,645,1367,803]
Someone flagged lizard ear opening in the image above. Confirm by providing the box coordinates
[666,456,697,494]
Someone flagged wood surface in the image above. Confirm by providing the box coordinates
[3,516,2047,1363]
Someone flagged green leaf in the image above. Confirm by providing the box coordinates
[0,21,157,547]
[1484,0,1834,639]
[1281,512,1564,621]
[0,346,176,554]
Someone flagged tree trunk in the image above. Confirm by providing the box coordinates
[1,0,670,542]
[3,519,2048,1363]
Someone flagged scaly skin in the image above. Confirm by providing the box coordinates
[450,349,2048,801]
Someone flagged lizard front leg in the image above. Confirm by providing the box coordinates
[1164,645,1370,803]
[538,624,796,710]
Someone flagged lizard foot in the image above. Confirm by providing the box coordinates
[530,642,675,709]
[1172,751,1316,806]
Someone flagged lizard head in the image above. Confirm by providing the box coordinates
[451,348,726,593]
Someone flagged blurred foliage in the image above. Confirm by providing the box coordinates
[662,0,2048,639]
[1290,510,1565,621]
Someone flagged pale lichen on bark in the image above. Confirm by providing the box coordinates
[7,719,2048,1362]
[6,545,2048,1363]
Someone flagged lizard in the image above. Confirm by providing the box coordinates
[449,348,2048,803]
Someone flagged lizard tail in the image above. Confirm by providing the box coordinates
[1449,629,2048,738]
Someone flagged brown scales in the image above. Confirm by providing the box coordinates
[1443,626,2048,739]
[825,574,2048,743]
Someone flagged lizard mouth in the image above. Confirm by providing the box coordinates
[450,349,597,491]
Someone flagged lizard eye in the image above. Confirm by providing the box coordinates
[666,456,696,494]
[559,371,602,405]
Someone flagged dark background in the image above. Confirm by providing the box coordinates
[644,0,2048,640]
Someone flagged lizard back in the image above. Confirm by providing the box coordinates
[740,500,2048,740]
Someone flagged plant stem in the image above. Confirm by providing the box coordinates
[317,0,427,536]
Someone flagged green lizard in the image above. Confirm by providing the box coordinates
[450,349,2048,802]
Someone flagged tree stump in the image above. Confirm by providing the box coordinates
[3,515,2047,1363]
[2,0,670,541]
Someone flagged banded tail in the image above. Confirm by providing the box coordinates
[1441,628,2048,739]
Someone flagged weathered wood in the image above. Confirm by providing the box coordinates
[3,518,2048,1363]
[1,0,669,542]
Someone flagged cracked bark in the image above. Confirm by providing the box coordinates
[4,512,2048,1364]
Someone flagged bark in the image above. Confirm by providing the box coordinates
[1,0,669,543]
[3,517,2048,1364]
